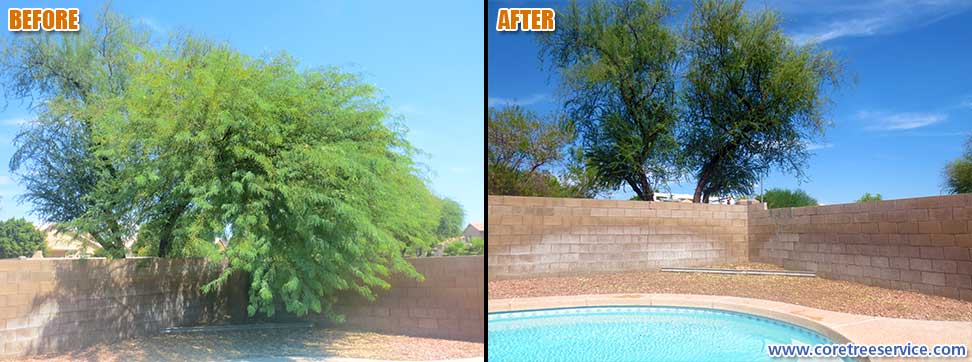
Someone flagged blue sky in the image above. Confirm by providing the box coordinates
[0,1,484,224]
[488,0,972,205]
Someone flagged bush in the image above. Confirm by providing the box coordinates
[443,237,484,256]
[856,192,883,202]
[0,218,46,258]
[757,188,818,209]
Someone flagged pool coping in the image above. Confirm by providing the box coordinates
[489,294,972,362]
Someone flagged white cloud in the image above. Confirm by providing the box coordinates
[0,175,13,186]
[487,94,548,107]
[857,110,947,130]
[137,17,167,35]
[806,142,833,150]
[960,97,972,109]
[786,0,972,44]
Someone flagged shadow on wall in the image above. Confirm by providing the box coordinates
[271,256,485,343]
[0,255,484,358]
[0,258,238,358]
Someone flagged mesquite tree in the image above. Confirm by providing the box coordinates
[539,0,682,201]
[682,0,840,203]
[1,11,442,320]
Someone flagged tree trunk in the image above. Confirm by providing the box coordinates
[693,171,708,203]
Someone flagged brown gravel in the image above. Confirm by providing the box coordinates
[489,265,972,321]
[13,328,484,362]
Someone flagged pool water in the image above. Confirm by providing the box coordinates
[488,306,847,362]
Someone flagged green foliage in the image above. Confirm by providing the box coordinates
[435,198,465,240]
[682,0,840,203]
[0,9,148,256]
[1,11,441,321]
[757,188,818,209]
[944,136,972,194]
[443,237,483,256]
[0,218,46,259]
[539,0,681,201]
[487,105,601,198]
[856,193,883,202]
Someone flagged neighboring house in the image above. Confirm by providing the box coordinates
[36,223,102,258]
[463,222,484,241]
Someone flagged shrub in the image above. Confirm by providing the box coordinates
[856,192,883,202]
[0,218,46,259]
[443,237,484,256]
[757,188,818,209]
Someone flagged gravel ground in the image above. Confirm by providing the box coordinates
[489,263,972,321]
[12,328,484,362]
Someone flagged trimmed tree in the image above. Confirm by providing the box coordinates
[682,0,840,203]
[538,0,681,201]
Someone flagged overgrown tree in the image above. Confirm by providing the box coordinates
[0,9,148,257]
[682,0,840,203]
[856,192,883,202]
[0,218,46,258]
[487,105,599,197]
[943,135,972,194]
[539,0,681,201]
[757,188,818,209]
[2,10,443,321]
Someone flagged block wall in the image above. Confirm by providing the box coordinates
[749,194,972,301]
[0,258,225,358]
[303,256,484,342]
[487,196,749,280]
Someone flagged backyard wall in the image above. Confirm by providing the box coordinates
[0,255,484,358]
[749,194,972,301]
[0,258,226,358]
[487,195,749,280]
[308,256,484,342]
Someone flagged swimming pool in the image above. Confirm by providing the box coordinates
[488,306,847,362]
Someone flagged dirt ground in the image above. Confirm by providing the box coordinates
[489,263,972,321]
[12,328,484,362]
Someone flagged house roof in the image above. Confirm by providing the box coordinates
[467,222,484,232]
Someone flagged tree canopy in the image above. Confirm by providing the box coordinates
[0,11,441,320]
[538,0,682,201]
[943,135,972,194]
[435,198,465,241]
[0,218,46,259]
[757,188,818,209]
[524,0,841,202]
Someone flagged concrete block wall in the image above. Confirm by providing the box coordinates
[309,256,484,342]
[488,195,749,280]
[749,194,972,301]
[0,258,225,358]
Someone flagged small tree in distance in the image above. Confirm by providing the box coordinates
[0,218,46,259]
[757,188,818,209]
[856,192,883,202]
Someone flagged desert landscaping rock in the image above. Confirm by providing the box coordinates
[12,328,484,362]
[489,263,972,321]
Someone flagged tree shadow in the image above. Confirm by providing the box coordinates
[11,258,240,358]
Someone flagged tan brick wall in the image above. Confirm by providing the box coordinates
[308,256,484,342]
[0,256,484,358]
[0,258,224,358]
[749,194,972,301]
[487,196,749,280]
